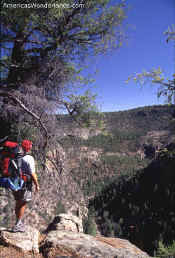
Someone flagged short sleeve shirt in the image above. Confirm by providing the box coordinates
[21,154,35,175]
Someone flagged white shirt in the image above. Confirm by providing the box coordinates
[21,154,35,175]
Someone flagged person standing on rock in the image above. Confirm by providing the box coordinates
[12,140,39,232]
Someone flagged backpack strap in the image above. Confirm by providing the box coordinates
[0,136,8,145]
[10,158,22,178]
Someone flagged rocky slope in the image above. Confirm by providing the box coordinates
[0,162,88,231]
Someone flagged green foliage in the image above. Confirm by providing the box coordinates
[105,218,115,237]
[127,68,175,104]
[155,240,175,257]
[83,215,97,236]
[81,105,174,153]
[83,208,97,236]
[1,0,126,90]
[165,24,175,43]
[84,132,142,152]
[65,90,104,128]
[55,201,66,215]
[70,152,148,198]
[0,0,127,152]
[127,26,175,165]
[126,25,175,105]
[60,105,173,199]
[90,153,175,256]
[100,155,148,174]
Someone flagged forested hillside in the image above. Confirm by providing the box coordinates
[89,148,175,256]
[55,104,174,195]
[57,104,175,256]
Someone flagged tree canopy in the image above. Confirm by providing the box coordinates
[0,0,127,148]
[1,0,126,92]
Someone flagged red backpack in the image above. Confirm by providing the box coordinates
[0,141,25,190]
[1,141,20,177]
[0,141,29,182]
[0,140,33,190]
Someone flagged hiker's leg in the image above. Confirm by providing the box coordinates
[15,200,27,223]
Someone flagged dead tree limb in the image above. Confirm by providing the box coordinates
[0,90,48,149]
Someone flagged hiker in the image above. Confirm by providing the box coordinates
[12,140,39,232]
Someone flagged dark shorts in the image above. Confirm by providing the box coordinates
[12,189,32,202]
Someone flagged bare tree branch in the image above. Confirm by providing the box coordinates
[0,90,48,148]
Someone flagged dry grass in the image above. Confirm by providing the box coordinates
[0,245,43,258]
[43,246,83,258]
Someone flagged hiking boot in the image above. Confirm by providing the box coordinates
[11,222,25,233]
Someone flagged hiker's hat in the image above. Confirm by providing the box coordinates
[21,140,32,152]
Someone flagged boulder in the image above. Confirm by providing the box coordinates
[43,230,151,258]
[46,213,83,233]
[0,226,40,253]
[44,214,152,257]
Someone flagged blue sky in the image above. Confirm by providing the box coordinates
[87,0,175,112]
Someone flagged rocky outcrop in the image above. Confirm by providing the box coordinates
[46,213,83,233]
[0,214,152,258]
[42,230,151,258]
[0,226,40,253]
[43,214,151,258]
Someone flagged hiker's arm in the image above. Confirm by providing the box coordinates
[31,172,39,192]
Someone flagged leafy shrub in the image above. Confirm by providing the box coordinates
[155,240,175,257]
[55,201,66,215]
[83,208,97,236]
